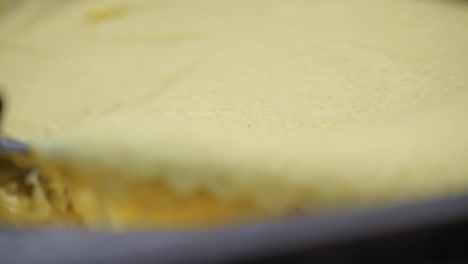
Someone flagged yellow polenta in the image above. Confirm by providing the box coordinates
[0,0,468,230]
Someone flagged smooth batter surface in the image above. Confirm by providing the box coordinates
[1,0,468,228]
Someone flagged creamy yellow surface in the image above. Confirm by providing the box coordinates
[1,0,468,229]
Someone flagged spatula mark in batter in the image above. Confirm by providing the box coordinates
[86,3,132,23]
[99,59,206,119]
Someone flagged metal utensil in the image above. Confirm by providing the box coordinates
[0,137,30,154]
[0,94,30,155]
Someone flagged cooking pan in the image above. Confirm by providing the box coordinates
[1,193,468,264]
